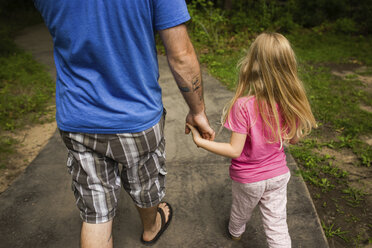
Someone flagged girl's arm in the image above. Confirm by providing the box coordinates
[187,124,247,159]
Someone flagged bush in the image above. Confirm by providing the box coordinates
[187,0,229,50]
[187,0,371,35]
[292,0,348,27]
[334,18,358,34]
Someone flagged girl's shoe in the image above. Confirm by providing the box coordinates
[230,234,242,241]
[226,227,242,241]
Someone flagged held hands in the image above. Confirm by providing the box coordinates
[186,123,203,147]
[185,111,215,141]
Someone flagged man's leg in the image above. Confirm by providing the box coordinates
[137,202,171,242]
[60,130,121,248]
[81,220,113,248]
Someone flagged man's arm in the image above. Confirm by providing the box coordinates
[159,24,215,140]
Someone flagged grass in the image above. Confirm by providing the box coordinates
[342,187,367,207]
[322,222,349,241]
[0,53,55,131]
[0,6,55,171]
[199,51,241,90]
[288,31,372,65]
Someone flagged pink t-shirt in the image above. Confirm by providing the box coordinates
[224,96,289,183]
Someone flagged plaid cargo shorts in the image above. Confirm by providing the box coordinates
[59,113,166,224]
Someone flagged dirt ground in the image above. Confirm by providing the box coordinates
[0,117,56,193]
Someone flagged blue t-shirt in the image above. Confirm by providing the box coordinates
[33,0,190,133]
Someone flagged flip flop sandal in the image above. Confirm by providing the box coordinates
[140,202,173,246]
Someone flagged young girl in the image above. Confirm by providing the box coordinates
[187,32,317,247]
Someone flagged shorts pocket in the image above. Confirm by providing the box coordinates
[155,148,167,176]
[66,151,76,175]
[159,166,167,176]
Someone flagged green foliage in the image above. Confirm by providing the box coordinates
[288,32,372,65]
[334,18,358,34]
[188,0,229,50]
[0,1,42,35]
[0,27,19,56]
[0,136,15,154]
[291,0,371,34]
[0,0,41,56]
[199,51,241,90]
[0,136,16,170]
[292,0,348,27]
[0,1,54,170]
[226,0,299,33]
[188,0,371,34]
[342,187,366,207]
[322,222,349,241]
[0,53,55,131]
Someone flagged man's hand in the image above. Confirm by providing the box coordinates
[185,111,215,141]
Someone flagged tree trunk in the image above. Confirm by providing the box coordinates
[224,0,232,10]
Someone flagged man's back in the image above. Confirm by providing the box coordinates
[33,0,190,133]
[32,1,215,247]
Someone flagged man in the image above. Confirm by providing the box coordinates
[33,0,215,247]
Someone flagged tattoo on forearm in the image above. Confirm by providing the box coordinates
[173,70,191,93]
[192,78,200,92]
[178,86,190,92]
[192,76,203,100]
[173,70,202,100]
[107,233,112,243]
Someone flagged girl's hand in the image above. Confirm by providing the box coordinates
[186,123,203,146]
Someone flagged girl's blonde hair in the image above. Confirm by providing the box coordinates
[222,32,317,143]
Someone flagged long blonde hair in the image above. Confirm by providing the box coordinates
[222,32,317,143]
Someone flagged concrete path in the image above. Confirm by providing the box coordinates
[0,24,329,248]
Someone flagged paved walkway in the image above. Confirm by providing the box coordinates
[0,24,329,248]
